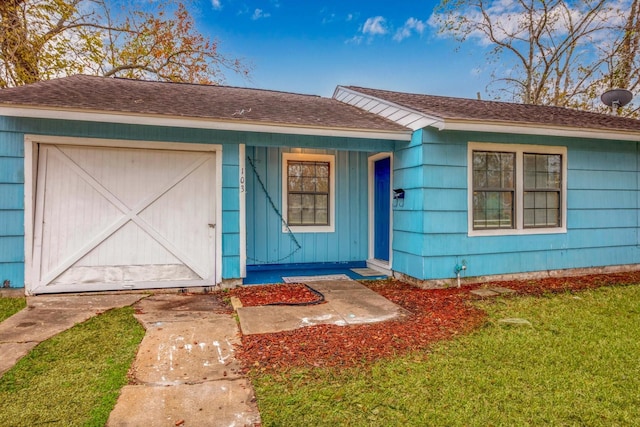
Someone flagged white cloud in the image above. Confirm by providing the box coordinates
[393,17,426,41]
[362,16,387,36]
[322,13,337,24]
[252,8,271,20]
[345,35,364,45]
[211,0,222,10]
[346,13,354,22]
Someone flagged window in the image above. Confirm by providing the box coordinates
[282,153,335,233]
[469,143,566,236]
[523,153,562,228]
[472,151,515,229]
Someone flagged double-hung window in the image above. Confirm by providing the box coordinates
[469,142,566,236]
[282,153,335,233]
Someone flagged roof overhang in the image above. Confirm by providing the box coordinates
[0,105,412,142]
[442,120,640,142]
[335,86,640,142]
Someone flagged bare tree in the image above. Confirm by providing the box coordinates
[432,0,638,114]
[0,0,250,88]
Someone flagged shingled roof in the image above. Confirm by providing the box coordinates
[0,75,408,139]
[335,85,640,139]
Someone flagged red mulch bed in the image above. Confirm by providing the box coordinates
[492,271,640,296]
[229,284,321,307]
[231,271,640,373]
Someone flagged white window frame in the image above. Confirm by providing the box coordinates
[468,142,567,237]
[282,152,335,233]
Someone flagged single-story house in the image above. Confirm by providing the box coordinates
[0,75,639,294]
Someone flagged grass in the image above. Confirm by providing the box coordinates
[0,306,145,426]
[252,285,640,426]
[0,295,26,322]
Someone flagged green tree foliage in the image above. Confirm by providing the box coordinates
[433,0,639,115]
[0,0,249,88]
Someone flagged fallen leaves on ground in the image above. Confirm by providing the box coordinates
[232,271,640,373]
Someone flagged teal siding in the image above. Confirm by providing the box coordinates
[246,146,369,265]
[0,116,249,286]
[3,113,639,286]
[0,115,401,287]
[391,130,428,277]
[0,130,24,287]
[221,145,240,278]
[393,127,640,281]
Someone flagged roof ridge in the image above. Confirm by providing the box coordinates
[93,75,323,98]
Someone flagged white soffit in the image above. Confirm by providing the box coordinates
[333,86,441,131]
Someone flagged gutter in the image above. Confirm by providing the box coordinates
[0,105,412,142]
[441,120,640,142]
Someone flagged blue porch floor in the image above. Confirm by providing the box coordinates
[243,261,388,285]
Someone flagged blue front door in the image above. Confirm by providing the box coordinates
[374,157,390,262]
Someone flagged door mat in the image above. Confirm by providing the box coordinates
[282,274,351,283]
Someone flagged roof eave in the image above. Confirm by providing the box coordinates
[441,119,640,142]
[0,105,412,141]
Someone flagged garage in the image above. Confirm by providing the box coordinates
[26,139,221,294]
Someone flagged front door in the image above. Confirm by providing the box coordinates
[373,156,391,263]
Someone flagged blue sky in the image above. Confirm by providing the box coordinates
[194,0,490,98]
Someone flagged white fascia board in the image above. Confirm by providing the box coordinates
[443,120,640,142]
[0,106,411,142]
[334,86,442,131]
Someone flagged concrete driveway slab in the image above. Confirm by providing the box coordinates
[0,342,38,374]
[0,293,144,377]
[108,294,261,426]
[132,317,242,385]
[107,380,260,427]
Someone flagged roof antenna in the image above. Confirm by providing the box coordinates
[600,88,633,115]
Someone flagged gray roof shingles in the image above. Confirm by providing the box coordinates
[344,86,640,133]
[0,75,407,133]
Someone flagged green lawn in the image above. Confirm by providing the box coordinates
[0,295,26,322]
[0,306,144,427]
[252,285,640,426]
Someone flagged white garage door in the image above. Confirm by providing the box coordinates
[30,144,217,294]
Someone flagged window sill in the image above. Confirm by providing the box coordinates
[468,227,567,237]
[283,224,335,233]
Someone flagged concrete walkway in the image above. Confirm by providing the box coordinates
[1,279,404,426]
[107,294,261,427]
[237,279,409,335]
[0,293,144,376]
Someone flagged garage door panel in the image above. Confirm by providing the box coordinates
[33,144,218,293]
[38,147,123,277]
[75,221,182,266]
[59,146,202,209]
[139,156,216,278]
[51,265,200,286]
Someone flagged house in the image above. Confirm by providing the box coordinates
[0,75,639,294]
[334,86,640,285]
